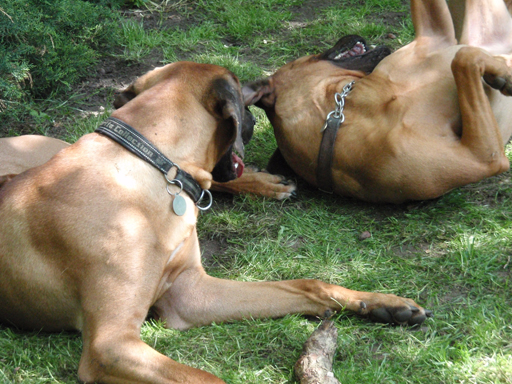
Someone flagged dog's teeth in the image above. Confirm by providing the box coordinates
[334,52,347,60]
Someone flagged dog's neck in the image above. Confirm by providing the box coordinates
[316,80,355,193]
[96,117,213,210]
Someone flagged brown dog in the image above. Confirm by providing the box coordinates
[217,0,512,203]
[0,62,430,383]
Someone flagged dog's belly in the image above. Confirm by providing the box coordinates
[487,86,512,143]
[372,44,512,140]
[275,44,512,202]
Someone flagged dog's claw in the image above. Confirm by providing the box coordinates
[505,82,512,97]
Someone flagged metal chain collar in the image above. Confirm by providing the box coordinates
[316,80,355,194]
[323,80,355,128]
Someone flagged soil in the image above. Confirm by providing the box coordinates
[61,0,410,120]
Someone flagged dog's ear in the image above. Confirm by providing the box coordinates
[212,77,245,157]
[113,87,137,109]
[242,78,275,108]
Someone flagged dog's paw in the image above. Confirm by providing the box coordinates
[369,304,433,326]
[357,294,433,326]
[483,73,512,96]
[481,54,512,96]
[210,167,297,200]
[245,169,297,200]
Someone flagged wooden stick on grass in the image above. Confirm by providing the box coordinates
[294,320,341,384]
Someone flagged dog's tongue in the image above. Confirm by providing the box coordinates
[232,153,245,178]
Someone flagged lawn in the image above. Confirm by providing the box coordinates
[0,0,511,383]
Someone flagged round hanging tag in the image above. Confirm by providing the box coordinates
[172,194,187,216]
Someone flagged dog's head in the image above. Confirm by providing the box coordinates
[113,62,255,184]
[205,78,255,183]
[243,35,391,110]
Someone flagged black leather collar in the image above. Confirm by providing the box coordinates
[96,117,210,208]
[316,81,354,193]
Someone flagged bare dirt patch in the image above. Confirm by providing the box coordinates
[62,0,412,119]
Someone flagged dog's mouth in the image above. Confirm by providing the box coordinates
[332,40,368,59]
[319,35,391,73]
[232,152,245,178]
[211,147,245,183]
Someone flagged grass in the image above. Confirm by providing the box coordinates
[1,0,512,383]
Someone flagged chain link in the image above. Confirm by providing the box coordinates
[332,81,354,119]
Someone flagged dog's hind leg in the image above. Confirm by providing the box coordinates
[410,0,456,46]
[457,0,512,54]
[449,46,512,177]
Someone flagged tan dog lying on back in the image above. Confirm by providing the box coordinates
[215,0,512,203]
[0,61,430,383]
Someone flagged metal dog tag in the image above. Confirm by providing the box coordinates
[172,194,187,216]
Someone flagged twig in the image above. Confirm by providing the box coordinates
[0,7,13,22]
[294,320,341,384]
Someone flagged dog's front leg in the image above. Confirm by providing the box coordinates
[75,233,227,383]
[78,332,224,384]
[155,269,431,330]
[452,47,511,174]
[210,165,297,200]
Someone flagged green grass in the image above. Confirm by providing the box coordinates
[1,0,512,383]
